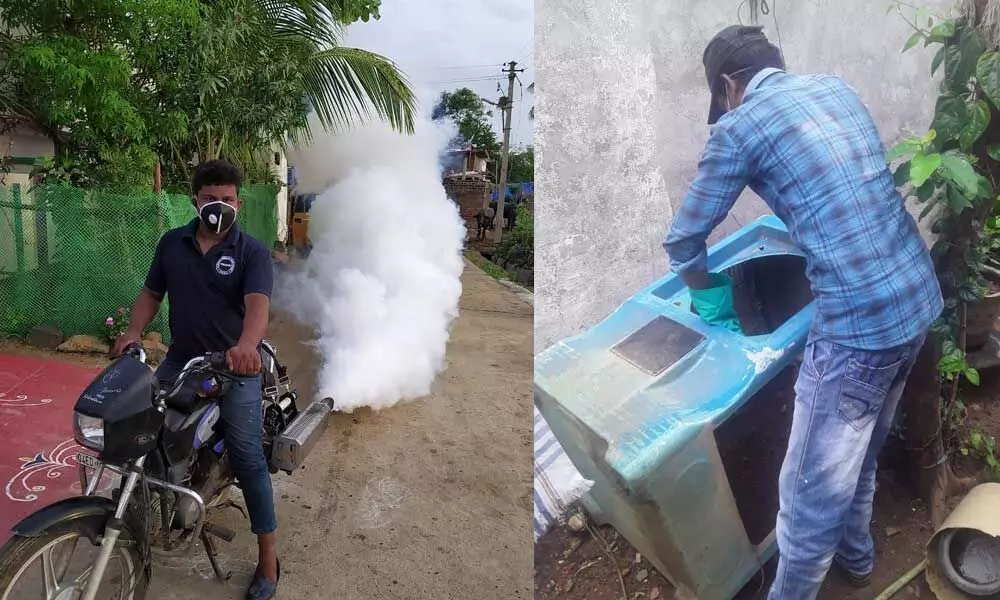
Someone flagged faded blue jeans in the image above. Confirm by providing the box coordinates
[156,359,278,535]
[767,334,925,600]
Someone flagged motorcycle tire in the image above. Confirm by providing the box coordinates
[0,517,149,600]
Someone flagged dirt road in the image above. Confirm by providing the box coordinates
[147,260,534,599]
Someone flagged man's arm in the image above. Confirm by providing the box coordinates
[128,289,163,335]
[238,293,270,350]
[227,244,274,374]
[663,125,751,289]
[113,239,167,355]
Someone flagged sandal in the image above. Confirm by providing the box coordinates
[245,558,281,600]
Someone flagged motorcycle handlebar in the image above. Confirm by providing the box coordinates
[156,351,232,406]
[122,342,147,364]
[208,351,228,370]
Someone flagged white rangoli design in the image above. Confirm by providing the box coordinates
[0,392,54,407]
[5,439,116,502]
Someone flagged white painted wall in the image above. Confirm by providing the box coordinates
[534,0,955,351]
[0,127,55,174]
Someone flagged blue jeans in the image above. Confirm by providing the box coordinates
[155,359,278,535]
[767,334,925,600]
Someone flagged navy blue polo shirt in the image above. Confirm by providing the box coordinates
[144,219,273,362]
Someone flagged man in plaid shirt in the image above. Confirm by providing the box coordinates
[664,26,942,599]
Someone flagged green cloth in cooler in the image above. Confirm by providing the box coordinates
[689,272,744,335]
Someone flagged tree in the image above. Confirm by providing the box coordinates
[0,0,201,190]
[507,146,533,182]
[154,0,417,189]
[0,0,417,191]
[431,87,500,157]
[296,0,382,23]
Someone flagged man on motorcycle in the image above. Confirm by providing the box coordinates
[114,159,280,600]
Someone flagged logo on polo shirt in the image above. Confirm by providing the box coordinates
[215,255,236,276]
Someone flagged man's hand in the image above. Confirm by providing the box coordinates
[111,330,142,358]
[227,343,261,376]
[681,268,711,290]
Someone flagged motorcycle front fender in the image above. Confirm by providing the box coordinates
[11,496,117,539]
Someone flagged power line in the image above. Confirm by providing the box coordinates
[439,63,505,70]
[512,39,532,62]
[763,0,785,64]
[735,0,784,62]
[427,76,504,85]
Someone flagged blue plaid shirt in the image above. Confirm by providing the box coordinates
[664,69,942,350]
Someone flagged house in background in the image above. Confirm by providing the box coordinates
[0,119,55,186]
[442,144,492,179]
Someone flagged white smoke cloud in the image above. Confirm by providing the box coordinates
[278,119,466,412]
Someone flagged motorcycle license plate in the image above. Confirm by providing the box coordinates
[75,451,102,470]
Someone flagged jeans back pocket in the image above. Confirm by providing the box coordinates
[837,355,905,432]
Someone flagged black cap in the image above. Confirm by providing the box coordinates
[703,25,784,124]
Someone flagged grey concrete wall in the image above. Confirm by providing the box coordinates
[534,0,954,351]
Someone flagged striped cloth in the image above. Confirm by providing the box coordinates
[534,406,593,540]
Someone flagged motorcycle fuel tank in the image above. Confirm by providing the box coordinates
[75,356,164,461]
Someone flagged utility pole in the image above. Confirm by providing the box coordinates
[493,60,523,243]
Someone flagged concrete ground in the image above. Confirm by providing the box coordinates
[147,260,534,599]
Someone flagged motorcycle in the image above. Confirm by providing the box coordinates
[0,341,334,600]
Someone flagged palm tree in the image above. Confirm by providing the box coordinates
[253,0,416,136]
[184,0,416,164]
[148,0,417,186]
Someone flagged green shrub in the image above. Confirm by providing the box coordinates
[496,205,533,270]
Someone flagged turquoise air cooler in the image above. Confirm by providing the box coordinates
[534,216,816,600]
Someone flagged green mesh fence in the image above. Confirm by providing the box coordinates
[0,183,279,341]
[237,184,278,249]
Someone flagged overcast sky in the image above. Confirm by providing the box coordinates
[344,0,534,149]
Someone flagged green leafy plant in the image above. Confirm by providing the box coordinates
[104,306,131,343]
[964,429,1000,480]
[946,396,968,432]
[938,338,982,384]
[29,156,95,189]
[495,205,534,271]
[507,146,534,183]
[984,216,1000,270]
[888,13,1000,391]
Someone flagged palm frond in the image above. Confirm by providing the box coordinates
[304,46,416,134]
[257,0,344,48]
[262,0,378,25]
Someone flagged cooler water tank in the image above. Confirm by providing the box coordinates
[534,215,815,600]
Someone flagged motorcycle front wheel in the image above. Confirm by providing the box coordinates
[0,522,147,600]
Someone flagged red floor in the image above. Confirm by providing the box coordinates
[0,353,104,542]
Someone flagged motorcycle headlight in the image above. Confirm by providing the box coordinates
[73,412,104,451]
